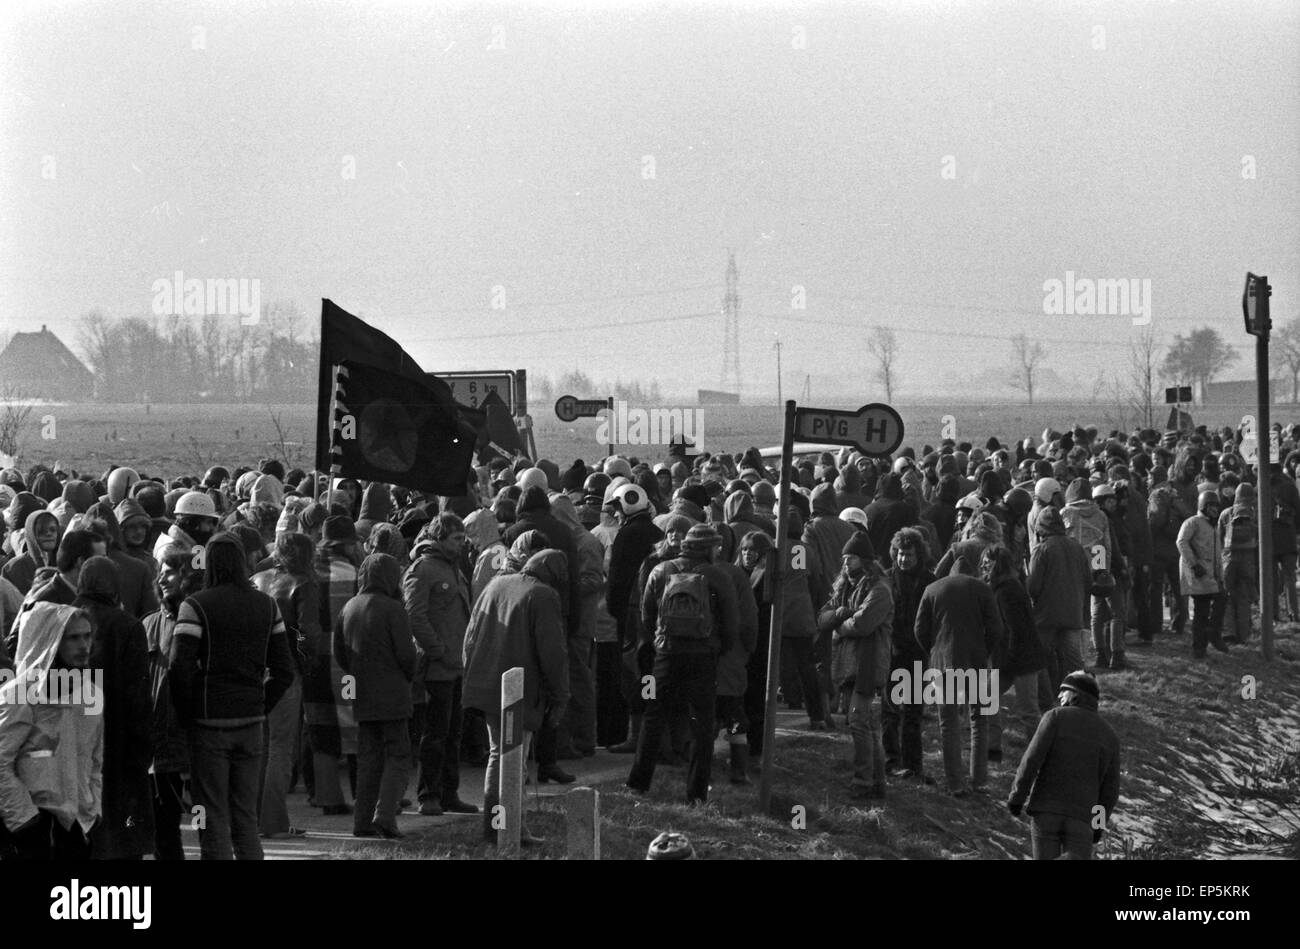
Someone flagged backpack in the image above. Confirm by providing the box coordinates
[657,566,714,640]
[1227,513,1255,551]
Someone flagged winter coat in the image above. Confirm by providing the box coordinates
[85,500,158,620]
[864,474,917,567]
[914,574,1003,675]
[404,540,471,682]
[142,605,188,774]
[886,564,935,666]
[0,603,104,836]
[1269,472,1300,557]
[803,484,856,595]
[640,555,740,657]
[1123,485,1153,567]
[335,554,416,722]
[501,487,582,634]
[1218,500,1257,565]
[606,512,664,639]
[714,561,758,696]
[462,550,570,731]
[724,491,775,548]
[818,566,893,693]
[991,575,1046,680]
[1177,513,1223,596]
[1008,692,1120,822]
[1,509,59,595]
[1061,499,1113,572]
[550,495,607,642]
[354,482,394,540]
[1027,533,1092,633]
[74,557,155,859]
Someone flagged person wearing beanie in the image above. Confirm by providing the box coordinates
[1007,670,1120,860]
[535,459,561,492]
[817,530,892,801]
[1218,482,1257,644]
[560,461,587,495]
[1177,490,1229,659]
[626,522,740,804]
[1027,506,1092,710]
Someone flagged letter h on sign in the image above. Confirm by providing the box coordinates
[863,417,888,443]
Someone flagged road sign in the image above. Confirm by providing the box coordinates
[1165,386,1192,404]
[431,371,515,413]
[554,394,608,423]
[792,403,904,457]
[1243,272,1271,337]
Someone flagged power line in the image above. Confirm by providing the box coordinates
[426,282,721,317]
[410,309,719,343]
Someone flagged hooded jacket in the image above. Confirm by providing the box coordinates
[85,500,158,620]
[1027,510,1092,632]
[550,495,607,642]
[0,603,103,835]
[463,510,506,600]
[1176,493,1223,596]
[864,474,917,567]
[606,511,665,642]
[833,464,871,512]
[803,484,856,595]
[354,483,394,541]
[501,486,581,636]
[28,471,61,505]
[60,480,96,515]
[1061,480,1114,571]
[74,556,155,858]
[462,550,570,731]
[403,533,472,682]
[713,557,759,697]
[1217,483,1257,563]
[724,490,775,547]
[2,509,59,595]
[1008,691,1120,822]
[335,554,416,722]
[113,497,156,560]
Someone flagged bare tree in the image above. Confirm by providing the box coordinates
[0,385,35,463]
[266,404,307,470]
[1275,318,1300,404]
[866,327,900,401]
[1128,326,1161,428]
[1009,334,1048,404]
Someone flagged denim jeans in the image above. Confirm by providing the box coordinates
[1036,627,1085,711]
[881,672,924,773]
[627,652,718,803]
[484,721,533,841]
[848,688,886,790]
[188,722,265,860]
[1223,557,1256,641]
[938,700,989,793]
[355,719,411,833]
[1030,812,1093,859]
[1091,576,1130,662]
[418,678,463,804]
[259,674,301,835]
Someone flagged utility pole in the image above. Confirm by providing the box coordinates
[1243,272,1275,662]
[773,337,782,406]
[721,250,741,395]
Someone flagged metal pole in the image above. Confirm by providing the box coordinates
[326,363,338,513]
[1256,322,1275,662]
[606,395,615,459]
[758,399,796,816]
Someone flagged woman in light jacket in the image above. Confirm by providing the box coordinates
[1176,491,1228,659]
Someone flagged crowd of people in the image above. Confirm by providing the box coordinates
[0,416,1290,860]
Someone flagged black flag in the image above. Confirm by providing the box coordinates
[332,361,477,495]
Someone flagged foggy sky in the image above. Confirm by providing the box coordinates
[2,0,1297,403]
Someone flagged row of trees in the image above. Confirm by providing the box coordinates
[77,302,316,403]
[532,370,663,405]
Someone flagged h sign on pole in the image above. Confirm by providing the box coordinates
[499,666,525,857]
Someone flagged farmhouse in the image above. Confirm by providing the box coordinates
[0,325,94,400]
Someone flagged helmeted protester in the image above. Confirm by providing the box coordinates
[819,532,893,801]
[0,604,102,859]
[464,548,570,847]
[105,466,140,505]
[336,553,415,839]
[153,490,220,562]
[169,533,296,860]
[1008,670,1120,860]
[627,524,739,804]
[1177,490,1229,659]
[404,514,479,815]
[1026,477,1064,557]
[73,556,154,859]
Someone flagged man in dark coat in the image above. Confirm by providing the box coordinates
[1028,507,1092,710]
[336,553,416,839]
[74,556,154,859]
[84,500,158,620]
[1008,670,1120,860]
[883,527,935,781]
[865,473,917,569]
[914,560,1003,797]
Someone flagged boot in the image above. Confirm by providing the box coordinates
[607,714,641,754]
[728,743,751,785]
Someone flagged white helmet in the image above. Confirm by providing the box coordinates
[174,490,218,519]
[609,483,650,517]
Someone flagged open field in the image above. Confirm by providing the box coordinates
[5,398,1297,477]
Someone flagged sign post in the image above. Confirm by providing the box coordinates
[758,399,905,816]
[499,666,525,857]
[758,400,796,817]
[1243,272,1275,661]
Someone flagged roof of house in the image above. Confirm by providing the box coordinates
[0,325,93,391]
